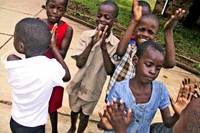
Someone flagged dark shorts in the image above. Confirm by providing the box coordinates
[10,117,45,133]
[150,122,173,133]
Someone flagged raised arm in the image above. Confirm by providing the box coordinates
[163,8,185,68]
[116,0,142,56]
[50,25,71,82]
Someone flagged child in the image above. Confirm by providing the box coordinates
[150,78,199,133]
[41,0,73,132]
[102,88,200,133]
[98,40,192,133]
[5,18,70,133]
[66,1,119,133]
[107,0,185,95]
[127,0,151,45]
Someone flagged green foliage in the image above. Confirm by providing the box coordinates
[193,63,200,70]
[68,0,200,62]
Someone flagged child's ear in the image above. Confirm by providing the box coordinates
[18,42,25,54]
[132,55,138,65]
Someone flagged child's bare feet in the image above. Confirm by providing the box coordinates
[164,8,185,31]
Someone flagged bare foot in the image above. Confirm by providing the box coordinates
[164,8,185,31]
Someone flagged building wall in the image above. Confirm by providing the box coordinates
[153,0,200,24]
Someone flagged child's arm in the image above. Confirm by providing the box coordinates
[59,25,73,59]
[100,25,115,75]
[50,25,71,82]
[161,80,192,127]
[75,27,102,68]
[163,8,185,68]
[116,0,142,57]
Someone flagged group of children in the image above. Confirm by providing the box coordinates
[4,0,199,133]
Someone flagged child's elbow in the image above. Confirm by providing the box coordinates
[76,62,84,69]
[163,62,176,69]
[163,122,172,128]
[63,74,71,82]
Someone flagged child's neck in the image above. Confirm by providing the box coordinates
[46,19,62,26]
[129,78,152,104]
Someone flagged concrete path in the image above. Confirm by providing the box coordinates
[0,0,199,133]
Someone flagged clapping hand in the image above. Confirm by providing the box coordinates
[92,24,108,47]
[170,78,198,115]
[50,23,58,48]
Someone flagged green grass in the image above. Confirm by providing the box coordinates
[68,0,200,62]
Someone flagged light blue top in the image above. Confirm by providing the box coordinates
[105,79,170,133]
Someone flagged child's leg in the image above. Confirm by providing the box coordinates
[67,111,79,133]
[77,111,89,133]
[49,111,58,133]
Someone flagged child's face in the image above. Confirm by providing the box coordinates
[96,4,117,32]
[46,0,66,24]
[135,48,164,83]
[134,18,159,45]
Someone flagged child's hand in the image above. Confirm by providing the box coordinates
[7,54,22,61]
[105,99,133,133]
[92,24,106,45]
[164,8,185,31]
[50,24,58,48]
[98,107,113,131]
[181,78,199,99]
[171,82,192,115]
[132,0,142,22]
[100,25,108,50]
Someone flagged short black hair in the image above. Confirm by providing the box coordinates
[99,0,119,18]
[136,40,164,58]
[46,0,68,8]
[131,0,151,15]
[139,13,160,29]
[138,0,151,12]
[15,18,51,56]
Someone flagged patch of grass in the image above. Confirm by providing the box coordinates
[68,0,200,62]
